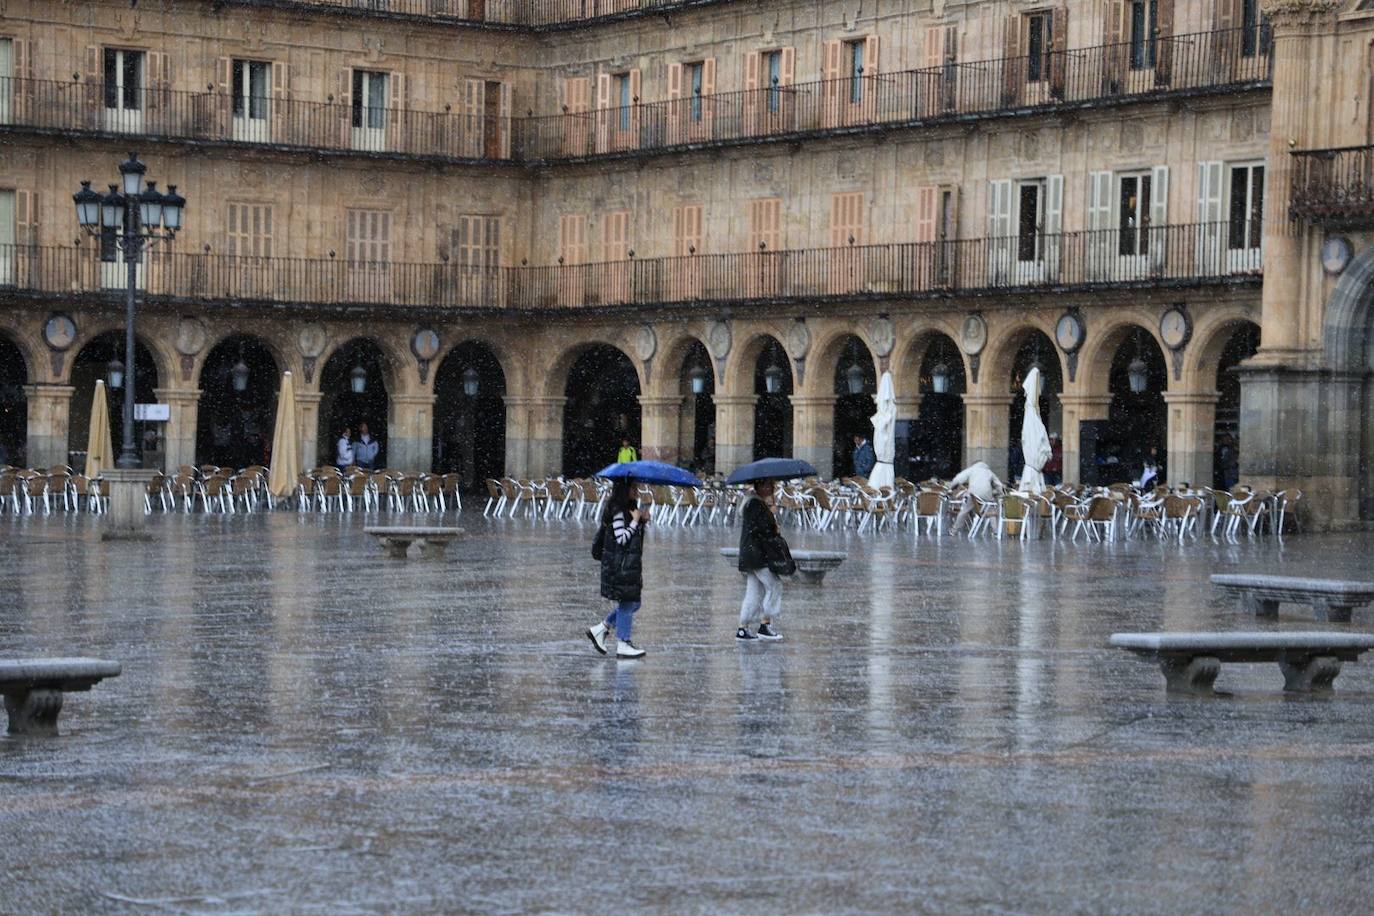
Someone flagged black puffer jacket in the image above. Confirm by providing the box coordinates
[600,509,645,602]
[738,496,779,572]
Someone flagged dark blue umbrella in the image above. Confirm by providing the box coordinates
[725,457,819,484]
[595,460,703,488]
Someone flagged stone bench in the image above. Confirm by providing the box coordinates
[0,658,122,736]
[1210,574,1374,623]
[720,548,849,584]
[365,526,465,559]
[1109,632,1374,694]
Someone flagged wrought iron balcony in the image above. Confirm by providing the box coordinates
[0,222,1260,315]
[1290,146,1374,227]
[221,0,730,29]
[0,28,1271,166]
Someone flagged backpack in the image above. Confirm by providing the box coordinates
[591,522,607,561]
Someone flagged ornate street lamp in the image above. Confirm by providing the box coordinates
[350,365,368,394]
[231,358,250,393]
[462,367,481,398]
[73,152,185,469]
[1127,332,1148,395]
[688,363,708,395]
[763,359,785,395]
[931,362,950,395]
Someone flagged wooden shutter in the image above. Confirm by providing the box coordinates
[228,203,274,258]
[559,213,586,263]
[1001,15,1023,106]
[743,51,759,91]
[146,51,171,114]
[822,39,842,126]
[987,179,1013,283]
[700,57,715,135]
[1049,8,1067,98]
[594,72,611,151]
[1196,161,1223,271]
[666,62,684,143]
[560,76,590,155]
[1149,165,1169,269]
[1044,174,1064,280]
[498,81,511,157]
[387,71,406,148]
[84,46,101,118]
[15,189,38,245]
[742,51,760,132]
[602,209,631,303]
[11,38,33,119]
[461,77,482,157]
[1087,170,1112,277]
[666,62,683,99]
[1155,0,1176,83]
[914,186,938,243]
[1103,0,1127,91]
[271,61,290,139]
[830,192,864,246]
[336,68,352,145]
[628,68,641,141]
[780,46,795,85]
[923,27,945,70]
[672,203,702,256]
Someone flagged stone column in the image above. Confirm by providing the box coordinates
[962,393,1013,476]
[505,396,565,479]
[638,395,684,463]
[23,384,74,470]
[295,390,323,470]
[155,387,201,472]
[388,393,436,472]
[1057,394,1112,486]
[1162,391,1219,488]
[100,468,157,541]
[713,394,756,473]
[791,395,836,479]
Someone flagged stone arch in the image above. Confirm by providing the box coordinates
[982,319,1065,394]
[195,333,283,469]
[539,337,647,401]
[434,334,518,399]
[895,324,968,480]
[1077,317,1169,397]
[557,342,643,477]
[198,329,292,390]
[316,333,407,398]
[318,337,395,468]
[67,329,165,463]
[893,321,969,391]
[1323,244,1374,372]
[0,327,40,385]
[723,326,791,398]
[652,330,716,398]
[67,323,175,392]
[1320,244,1374,520]
[800,325,881,398]
[1189,313,1262,390]
[432,339,508,484]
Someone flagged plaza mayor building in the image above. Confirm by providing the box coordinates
[0,0,1370,525]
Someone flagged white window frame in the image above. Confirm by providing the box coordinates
[103,48,144,134]
[232,59,271,143]
[1225,161,1264,272]
[351,70,388,151]
[0,39,12,126]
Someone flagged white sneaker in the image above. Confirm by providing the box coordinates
[586,622,609,655]
[615,639,646,659]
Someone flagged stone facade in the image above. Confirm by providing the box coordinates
[0,0,1366,525]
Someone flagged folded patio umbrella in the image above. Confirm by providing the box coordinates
[267,370,300,498]
[725,457,818,484]
[868,370,897,489]
[595,459,703,488]
[84,379,114,480]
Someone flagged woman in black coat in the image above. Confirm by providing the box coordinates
[586,478,648,659]
[736,479,786,641]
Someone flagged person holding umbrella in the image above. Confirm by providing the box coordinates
[726,458,815,642]
[585,459,703,660]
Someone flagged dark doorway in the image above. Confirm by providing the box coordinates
[910,334,966,480]
[0,337,27,467]
[319,339,389,469]
[433,341,506,487]
[682,339,715,475]
[1213,322,1260,489]
[753,337,792,459]
[832,335,877,477]
[1104,328,1167,485]
[69,331,160,468]
[562,344,640,477]
[1007,331,1062,482]
[197,335,280,470]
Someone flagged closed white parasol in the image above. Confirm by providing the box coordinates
[868,371,897,489]
[1018,366,1051,494]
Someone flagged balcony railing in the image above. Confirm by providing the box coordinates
[1290,145,1374,226]
[0,28,1271,165]
[223,0,730,28]
[0,223,1260,314]
[517,28,1272,160]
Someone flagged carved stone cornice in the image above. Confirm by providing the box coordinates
[1260,0,1347,29]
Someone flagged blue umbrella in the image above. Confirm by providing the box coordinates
[725,457,818,484]
[595,460,703,488]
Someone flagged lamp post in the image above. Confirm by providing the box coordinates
[73,155,185,470]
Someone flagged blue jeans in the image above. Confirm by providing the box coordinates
[604,600,640,641]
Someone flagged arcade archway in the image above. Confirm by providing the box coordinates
[319,338,390,469]
[196,335,280,469]
[0,336,27,467]
[561,344,640,477]
[1006,331,1062,483]
[1211,322,1260,489]
[831,335,878,477]
[433,341,506,486]
[753,337,792,459]
[69,331,160,467]
[1102,328,1168,486]
[912,333,966,480]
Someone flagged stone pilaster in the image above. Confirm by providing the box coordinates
[23,384,74,470]
[1162,391,1219,489]
[638,395,684,464]
[961,393,1013,477]
[154,387,201,472]
[295,391,323,471]
[791,395,836,479]
[1057,394,1113,486]
[712,394,757,473]
[388,393,436,472]
[504,396,565,479]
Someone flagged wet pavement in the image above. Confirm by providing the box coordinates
[3,512,1374,912]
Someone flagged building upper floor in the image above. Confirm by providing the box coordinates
[0,0,1273,165]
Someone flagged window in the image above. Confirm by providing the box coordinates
[453,215,500,268]
[558,213,586,265]
[616,72,632,131]
[1117,172,1152,256]
[766,50,782,112]
[0,39,12,124]
[847,40,865,103]
[830,192,866,247]
[749,197,782,251]
[672,204,702,257]
[603,209,630,259]
[1016,180,1045,262]
[351,70,387,129]
[1241,0,1264,57]
[1227,164,1263,251]
[1129,0,1158,70]
[1025,12,1053,82]
[227,203,273,258]
[346,209,391,265]
[686,62,704,121]
[103,48,143,111]
[232,60,269,121]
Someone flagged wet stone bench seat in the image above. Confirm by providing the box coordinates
[1109,632,1374,695]
[719,548,849,584]
[1210,574,1374,623]
[364,526,465,559]
[0,658,122,736]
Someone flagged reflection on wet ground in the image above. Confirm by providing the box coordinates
[3,513,1374,911]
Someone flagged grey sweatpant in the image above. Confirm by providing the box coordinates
[739,568,783,629]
